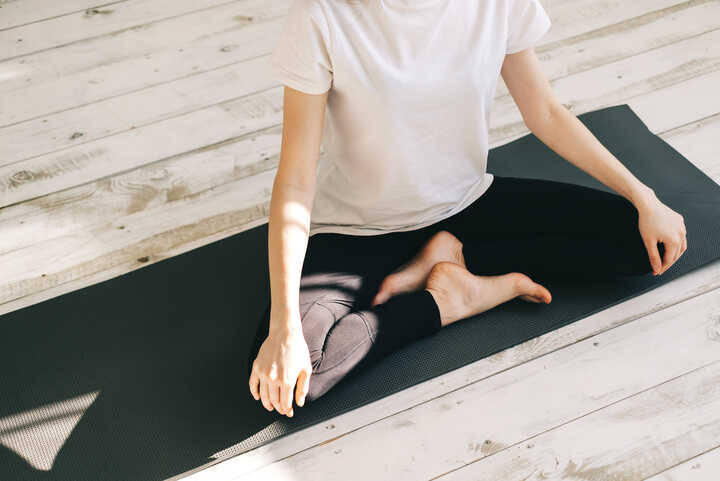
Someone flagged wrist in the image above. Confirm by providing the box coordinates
[629,183,657,211]
[269,307,302,336]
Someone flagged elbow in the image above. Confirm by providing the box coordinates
[524,99,566,135]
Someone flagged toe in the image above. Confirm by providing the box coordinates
[371,292,386,306]
[511,273,552,303]
[519,294,544,303]
[529,283,552,303]
[372,277,397,305]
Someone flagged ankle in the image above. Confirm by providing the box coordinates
[425,287,454,327]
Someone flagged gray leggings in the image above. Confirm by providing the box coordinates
[247,176,659,402]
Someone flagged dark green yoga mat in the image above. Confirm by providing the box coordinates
[1,104,719,480]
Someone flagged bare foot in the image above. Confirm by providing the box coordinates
[371,230,465,306]
[425,261,552,327]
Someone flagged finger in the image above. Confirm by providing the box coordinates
[280,382,293,417]
[249,369,260,401]
[260,381,274,412]
[269,381,284,413]
[670,239,683,270]
[644,238,661,275]
[673,237,683,264]
[661,241,676,274]
[681,233,687,254]
[296,368,311,407]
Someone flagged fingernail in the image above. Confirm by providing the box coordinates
[299,399,304,407]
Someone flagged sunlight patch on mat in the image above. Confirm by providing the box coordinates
[0,391,100,471]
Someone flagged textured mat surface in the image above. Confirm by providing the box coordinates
[1,104,719,480]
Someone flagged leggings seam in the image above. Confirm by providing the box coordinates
[315,301,336,358]
[356,310,376,345]
[301,293,329,322]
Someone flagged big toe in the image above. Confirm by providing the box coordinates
[371,290,389,306]
[516,275,552,303]
[371,278,397,306]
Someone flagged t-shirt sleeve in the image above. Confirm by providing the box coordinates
[505,0,552,54]
[270,0,333,94]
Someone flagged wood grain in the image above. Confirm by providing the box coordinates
[1,1,719,479]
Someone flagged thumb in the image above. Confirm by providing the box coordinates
[296,367,311,407]
[644,237,661,274]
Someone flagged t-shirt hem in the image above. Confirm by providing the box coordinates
[308,173,495,237]
[272,65,332,95]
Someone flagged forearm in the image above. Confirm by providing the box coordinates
[528,103,657,210]
[267,177,314,334]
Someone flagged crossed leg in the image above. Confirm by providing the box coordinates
[443,175,660,280]
[247,176,660,403]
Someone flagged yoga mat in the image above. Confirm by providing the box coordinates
[1,104,718,480]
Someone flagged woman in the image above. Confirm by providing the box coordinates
[247,0,687,417]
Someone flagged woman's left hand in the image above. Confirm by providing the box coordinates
[636,195,687,276]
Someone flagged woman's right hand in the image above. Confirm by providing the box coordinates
[248,321,313,417]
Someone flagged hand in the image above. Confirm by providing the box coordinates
[248,322,312,417]
[636,195,687,276]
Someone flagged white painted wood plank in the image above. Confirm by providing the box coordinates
[645,446,720,481]
[436,362,720,481]
[0,212,274,318]
[0,87,284,209]
[0,55,275,166]
[489,27,720,145]
[0,0,264,60]
[0,3,284,98]
[4,0,717,167]
[661,113,720,183]
[0,0,129,31]
[536,0,684,46]
[0,166,276,306]
[0,5,287,125]
[630,71,720,134]
[0,0,682,83]
[186,286,720,480]
[491,68,720,148]
[495,0,720,97]
[0,0,683,122]
[0,124,282,255]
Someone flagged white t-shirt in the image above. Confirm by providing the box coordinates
[270,0,552,237]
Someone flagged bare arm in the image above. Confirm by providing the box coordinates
[500,47,686,275]
[268,85,328,331]
[249,85,328,417]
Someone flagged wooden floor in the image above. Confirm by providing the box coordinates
[2,0,719,479]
